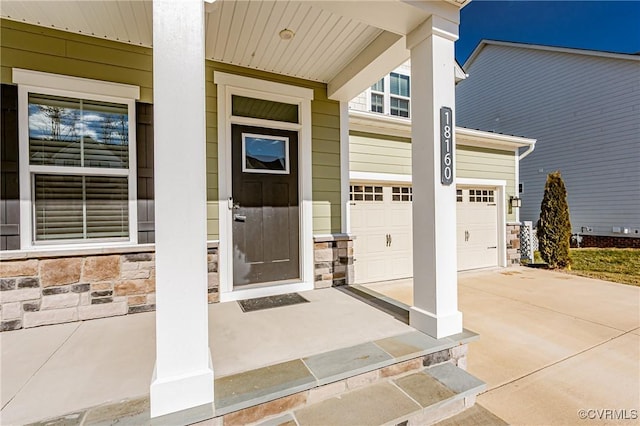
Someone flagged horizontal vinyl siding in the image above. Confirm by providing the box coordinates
[1,19,153,101]
[349,132,516,220]
[349,133,412,175]
[457,146,516,222]
[311,96,341,234]
[457,44,640,236]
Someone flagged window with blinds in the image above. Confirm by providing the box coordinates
[28,93,131,243]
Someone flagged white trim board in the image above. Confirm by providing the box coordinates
[214,71,314,302]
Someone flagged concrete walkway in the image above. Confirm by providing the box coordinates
[366,267,640,425]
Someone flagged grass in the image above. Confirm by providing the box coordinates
[568,248,640,286]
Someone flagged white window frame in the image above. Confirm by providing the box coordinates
[367,72,411,118]
[214,71,314,302]
[241,133,290,175]
[13,69,140,250]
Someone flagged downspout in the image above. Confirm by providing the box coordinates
[519,141,536,160]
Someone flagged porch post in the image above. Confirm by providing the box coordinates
[407,15,463,338]
[150,0,214,418]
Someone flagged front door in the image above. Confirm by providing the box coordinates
[231,124,300,286]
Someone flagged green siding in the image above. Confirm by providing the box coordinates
[1,20,153,101]
[457,146,517,222]
[349,132,517,221]
[1,19,342,240]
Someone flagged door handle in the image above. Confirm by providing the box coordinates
[385,234,390,247]
[389,234,392,247]
[465,230,470,242]
[233,214,246,222]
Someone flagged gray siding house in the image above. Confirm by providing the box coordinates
[456,40,640,247]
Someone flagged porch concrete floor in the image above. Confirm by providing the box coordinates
[0,288,415,425]
[365,267,640,425]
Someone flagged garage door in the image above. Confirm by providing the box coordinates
[456,188,498,271]
[350,185,413,284]
[351,184,499,283]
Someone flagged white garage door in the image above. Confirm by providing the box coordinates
[351,184,499,283]
[350,185,413,284]
[456,188,499,271]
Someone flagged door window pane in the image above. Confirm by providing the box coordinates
[232,95,299,123]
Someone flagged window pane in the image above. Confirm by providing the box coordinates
[232,95,298,123]
[390,98,410,117]
[33,174,129,241]
[86,176,129,238]
[371,93,383,113]
[371,78,384,92]
[28,94,129,169]
[82,100,129,168]
[390,73,410,97]
[34,174,84,240]
[29,94,82,167]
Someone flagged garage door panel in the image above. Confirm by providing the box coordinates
[456,188,498,271]
[352,184,500,282]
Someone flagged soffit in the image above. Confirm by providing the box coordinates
[1,0,386,83]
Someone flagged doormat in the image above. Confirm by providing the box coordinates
[237,293,310,313]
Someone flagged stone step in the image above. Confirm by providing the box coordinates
[255,363,486,426]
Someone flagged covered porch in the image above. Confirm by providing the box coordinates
[1,287,480,425]
[1,0,472,420]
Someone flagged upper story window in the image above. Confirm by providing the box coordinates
[369,72,410,118]
[14,69,139,248]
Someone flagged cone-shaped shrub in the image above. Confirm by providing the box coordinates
[538,171,572,269]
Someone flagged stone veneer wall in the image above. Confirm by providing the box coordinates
[506,224,521,266]
[313,235,354,288]
[0,248,220,332]
[1,236,353,331]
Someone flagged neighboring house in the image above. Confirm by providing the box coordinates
[0,0,476,419]
[456,40,640,248]
[347,61,535,283]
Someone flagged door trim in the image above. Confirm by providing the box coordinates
[214,72,314,302]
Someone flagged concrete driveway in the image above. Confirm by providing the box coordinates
[366,267,640,425]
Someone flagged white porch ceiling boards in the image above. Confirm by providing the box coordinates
[1,0,466,97]
[0,1,153,46]
[205,0,383,83]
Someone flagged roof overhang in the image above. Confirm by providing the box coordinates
[0,0,467,101]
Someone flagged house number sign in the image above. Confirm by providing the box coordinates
[440,106,453,185]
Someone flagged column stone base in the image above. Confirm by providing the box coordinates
[409,306,463,339]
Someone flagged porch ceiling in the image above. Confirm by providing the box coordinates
[1,0,466,97]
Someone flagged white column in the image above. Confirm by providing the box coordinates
[150,0,213,418]
[407,15,463,338]
[340,101,351,234]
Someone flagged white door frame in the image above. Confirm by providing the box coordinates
[457,178,507,268]
[214,72,314,302]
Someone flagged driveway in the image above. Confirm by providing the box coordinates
[365,267,640,425]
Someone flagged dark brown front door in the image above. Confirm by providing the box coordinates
[231,124,300,286]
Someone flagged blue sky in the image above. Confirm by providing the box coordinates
[456,1,640,64]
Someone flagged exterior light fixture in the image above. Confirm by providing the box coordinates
[510,196,522,208]
[279,29,295,41]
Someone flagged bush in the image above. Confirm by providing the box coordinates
[537,171,572,269]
